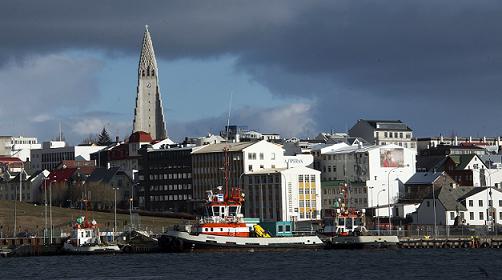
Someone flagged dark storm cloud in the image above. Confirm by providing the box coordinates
[2,0,502,136]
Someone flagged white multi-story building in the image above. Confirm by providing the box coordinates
[349,119,416,149]
[316,144,416,216]
[31,141,105,171]
[0,136,41,161]
[413,186,502,227]
[243,166,321,222]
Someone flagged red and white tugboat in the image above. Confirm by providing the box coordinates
[161,186,323,252]
[63,216,121,254]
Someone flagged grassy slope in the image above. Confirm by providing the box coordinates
[0,201,183,238]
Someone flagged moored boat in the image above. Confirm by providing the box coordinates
[319,184,398,249]
[63,216,121,254]
[160,186,323,252]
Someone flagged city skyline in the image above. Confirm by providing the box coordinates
[1,1,502,144]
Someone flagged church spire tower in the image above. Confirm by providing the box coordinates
[132,25,167,140]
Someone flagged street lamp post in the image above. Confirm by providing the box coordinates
[13,161,25,237]
[48,179,60,244]
[377,189,386,236]
[113,187,119,242]
[43,179,48,245]
[485,170,494,234]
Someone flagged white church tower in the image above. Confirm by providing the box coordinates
[132,25,167,140]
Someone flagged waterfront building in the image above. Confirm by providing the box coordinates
[191,140,317,220]
[191,140,286,200]
[320,180,368,213]
[315,143,416,217]
[242,166,321,222]
[132,26,167,140]
[348,119,416,149]
[402,171,456,203]
[412,186,502,227]
[31,141,105,171]
[137,143,193,212]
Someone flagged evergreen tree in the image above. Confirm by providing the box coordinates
[97,127,112,146]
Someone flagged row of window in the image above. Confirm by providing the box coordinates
[379,141,415,148]
[150,194,192,201]
[40,152,74,162]
[378,131,412,139]
[299,175,316,183]
[323,186,367,195]
[149,184,192,191]
[467,199,502,207]
[247,152,276,160]
[299,211,317,219]
[149,173,191,180]
[452,211,500,221]
[299,188,317,195]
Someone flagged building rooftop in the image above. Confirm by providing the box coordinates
[361,119,412,131]
[405,172,445,185]
[191,141,257,154]
[424,186,474,211]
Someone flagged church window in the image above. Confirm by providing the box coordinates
[142,70,145,77]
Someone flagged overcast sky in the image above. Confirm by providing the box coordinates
[1,1,502,144]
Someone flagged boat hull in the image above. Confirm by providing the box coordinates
[160,231,324,252]
[63,243,121,254]
[323,235,399,249]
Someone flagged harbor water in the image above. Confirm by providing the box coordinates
[1,249,501,279]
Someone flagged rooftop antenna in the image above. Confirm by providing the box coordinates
[59,121,62,141]
[225,91,233,141]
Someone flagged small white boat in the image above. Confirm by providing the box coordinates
[63,216,121,254]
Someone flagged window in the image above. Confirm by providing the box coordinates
[469,200,473,207]
[271,153,275,160]
[489,200,493,207]
[479,212,484,220]
[259,153,264,160]
[500,212,502,221]
[470,212,474,220]
[450,212,455,220]
[399,132,403,138]
[384,132,388,138]
[479,200,483,207]
[426,201,430,207]
[499,200,502,207]
[248,165,253,171]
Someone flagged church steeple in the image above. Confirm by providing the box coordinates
[139,25,158,74]
[132,25,167,140]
